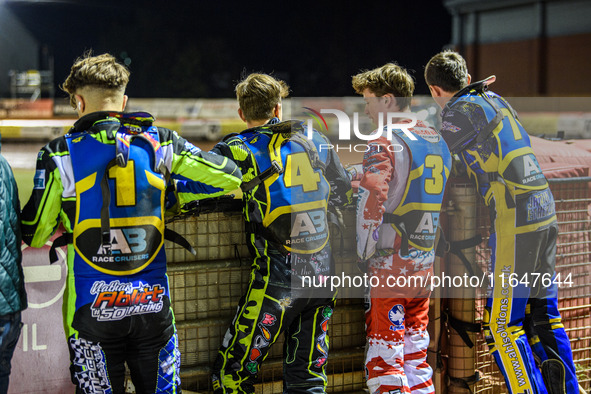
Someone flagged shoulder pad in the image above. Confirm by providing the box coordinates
[237,119,306,138]
[454,75,496,98]
[268,120,304,134]
[65,126,84,138]
[117,113,155,135]
[222,132,241,142]
[122,111,155,122]
[71,111,115,133]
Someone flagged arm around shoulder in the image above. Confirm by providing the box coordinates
[168,134,242,202]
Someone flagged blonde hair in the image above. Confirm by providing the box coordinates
[62,52,130,109]
[352,63,414,110]
[235,73,289,121]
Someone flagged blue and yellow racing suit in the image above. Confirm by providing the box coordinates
[439,80,578,394]
[21,111,242,394]
[210,118,352,394]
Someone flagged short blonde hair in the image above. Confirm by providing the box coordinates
[352,63,414,110]
[62,52,130,109]
[235,73,289,121]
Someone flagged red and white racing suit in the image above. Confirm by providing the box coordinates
[357,120,451,394]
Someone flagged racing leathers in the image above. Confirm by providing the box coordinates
[357,120,451,394]
[439,79,578,394]
[210,118,352,393]
[20,111,242,394]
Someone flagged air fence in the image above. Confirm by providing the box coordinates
[165,177,591,393]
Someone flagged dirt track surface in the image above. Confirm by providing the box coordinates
[2,142,45,170]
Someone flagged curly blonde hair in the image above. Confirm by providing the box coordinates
[352,63,414,110]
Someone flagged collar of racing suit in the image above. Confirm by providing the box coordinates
[445,76,496,110]
[69,111,156,142]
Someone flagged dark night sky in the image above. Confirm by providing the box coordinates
[8,0,452,99]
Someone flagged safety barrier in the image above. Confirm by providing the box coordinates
[165,204,365,393]
[166,176,591,393]
[440,177,591,394]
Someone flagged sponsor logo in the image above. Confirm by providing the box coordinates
[523,154,541,176]
[96,228,147,256]
[90,280,164,321]
[126,125,142,134]
[290,210,326,238]
[441,121,461,134]
[78,225,161,274]
[388,304,405,330]
[184,140,201,154]
[33,169,46,189]
[69,337,109,392]
[496,266,528,388]
[414,212,439,235]
[526,190,555,222]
